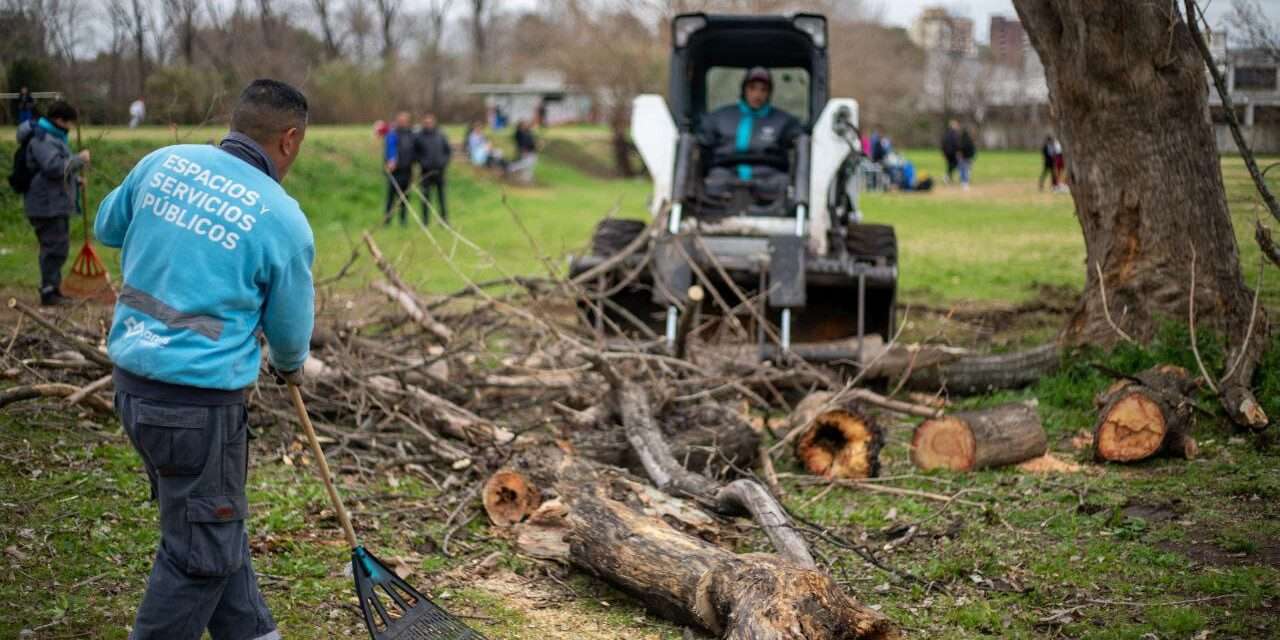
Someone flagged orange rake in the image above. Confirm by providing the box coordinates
[63,176,116,305]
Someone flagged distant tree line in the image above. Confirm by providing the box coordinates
[1,0,935,142]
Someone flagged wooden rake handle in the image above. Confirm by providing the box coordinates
[288,384,359,549]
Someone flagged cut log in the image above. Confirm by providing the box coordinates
[1093,365,1198,462]
[501,446,899,640]
[483,470,541,527]
[911,403,1047,471]
[789,391,883,479]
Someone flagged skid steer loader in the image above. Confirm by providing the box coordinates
[569,13,898,358]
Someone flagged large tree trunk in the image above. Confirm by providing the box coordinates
[1013,0,1269,428]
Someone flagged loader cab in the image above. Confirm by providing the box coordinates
[669,13,828,132]
[668,13,829,218]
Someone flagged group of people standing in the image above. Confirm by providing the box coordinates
[382,111,451,226]
[940,120,977,190]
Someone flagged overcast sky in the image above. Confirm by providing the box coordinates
[866,0,1280,43]
[476,0,1280,45]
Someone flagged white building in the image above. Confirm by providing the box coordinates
[464,70,595,127]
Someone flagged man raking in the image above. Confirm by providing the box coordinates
[95,79,313,640]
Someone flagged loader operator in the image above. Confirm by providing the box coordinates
[95,79,314,640]
[698,66,802,205]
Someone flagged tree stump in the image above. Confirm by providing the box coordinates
[1093,365,1198,463]
[790,392,884,479]
[911,403,1047,471]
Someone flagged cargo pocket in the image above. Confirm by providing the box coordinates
[135,402,211,477]
[186,494,248,577]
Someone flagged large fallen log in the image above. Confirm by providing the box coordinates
[911,403,1046,471]
[789,391,883,479]
[1093,365,1198,463]
[496,446,899,640]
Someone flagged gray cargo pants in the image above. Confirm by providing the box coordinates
[116,392,279,640]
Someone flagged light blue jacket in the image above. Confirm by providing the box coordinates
[95,143,314,390]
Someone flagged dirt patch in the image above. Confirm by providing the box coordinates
[1121,499,1187,524]
[1159,540,1280,569]
[473,570,678,639]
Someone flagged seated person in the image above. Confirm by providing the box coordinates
[698,67,802,206]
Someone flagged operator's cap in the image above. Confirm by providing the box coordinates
[743,66,772,89]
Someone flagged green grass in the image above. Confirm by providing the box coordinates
[3,126,1280,638]
[3,127,1276,310]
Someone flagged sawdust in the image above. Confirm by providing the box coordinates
[473,570,678,639]
[1017,452,1086,474]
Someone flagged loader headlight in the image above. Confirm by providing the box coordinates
[674,15,707,48]
[793,15,827,48]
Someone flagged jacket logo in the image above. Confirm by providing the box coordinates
[123,316,172,347]
[760,126,777,143]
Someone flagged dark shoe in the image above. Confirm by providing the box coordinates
[40,290,72,306]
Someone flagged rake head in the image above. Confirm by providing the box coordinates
[353,546,489,640]
[63,240,116,305]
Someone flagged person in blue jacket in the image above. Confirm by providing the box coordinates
[383,110,415,226]
[95,78,314,640]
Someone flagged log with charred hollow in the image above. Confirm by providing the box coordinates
[911,403,1047,471]
[1093,365,1198,463]
[789,391,883,479]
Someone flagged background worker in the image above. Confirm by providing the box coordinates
[94,78,314,640]
[14,86,36,125]
[697,66,802,203]
[383,110,415,226]
[15,100,90,306]
[941,119,960,184]
[414,113,451,224]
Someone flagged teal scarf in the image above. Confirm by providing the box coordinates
[735,100,772,180]
[37,117,69,143]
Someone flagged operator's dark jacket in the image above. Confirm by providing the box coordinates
[697,102,802,176]
[414,126,451,175]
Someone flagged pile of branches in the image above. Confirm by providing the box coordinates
[2,226,1071,639]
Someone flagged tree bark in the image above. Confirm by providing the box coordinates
[789,392,883,479]
[911,403,1047,471]
[1013,0,1269,428]
[1093,365,1198,462]
[499,447,900,640]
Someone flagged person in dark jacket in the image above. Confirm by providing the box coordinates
[958,128,977,190]
[16,100,90,305]
[383,111,415,226]
[940,119,960,183]
[15,86,37,125]
[414,113,450,224]
[1039,135,1058,191]
[514,120,538,159]
[697,66,802,203]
